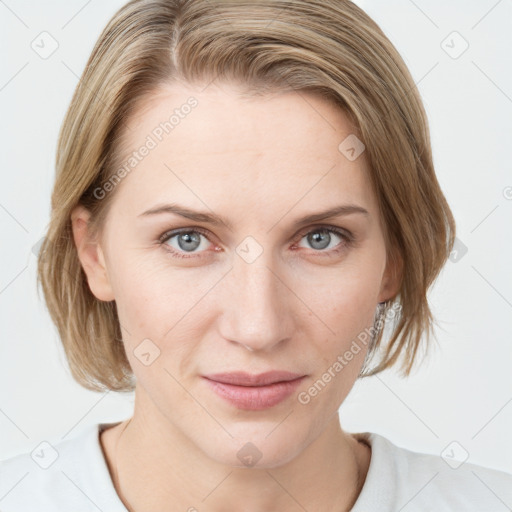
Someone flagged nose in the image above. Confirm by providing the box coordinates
[218,255,293,352]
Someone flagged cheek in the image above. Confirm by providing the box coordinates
[300,296,375,412]
[110,255,220,371]
[294,257,382,333]
[290,257,383,393]
[109,252,196,329]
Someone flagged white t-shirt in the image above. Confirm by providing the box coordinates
[1,421,510,511]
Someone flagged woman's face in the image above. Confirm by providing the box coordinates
[74,81,399,467]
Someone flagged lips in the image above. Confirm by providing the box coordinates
[202,371,306,410]
[203,371,304,386]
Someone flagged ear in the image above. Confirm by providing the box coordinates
[71,204,115,302]
[378,246,403,303]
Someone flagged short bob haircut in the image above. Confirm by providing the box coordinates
[37,0,456,393]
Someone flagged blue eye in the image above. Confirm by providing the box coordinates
[159,228,212,259]
[158,225,354,260]
[296,227,350,252]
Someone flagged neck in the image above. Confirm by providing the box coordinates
[102,399,371,512]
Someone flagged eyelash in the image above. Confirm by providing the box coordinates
[158,225,355,260]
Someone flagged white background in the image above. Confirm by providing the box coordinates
[1,0,511,477]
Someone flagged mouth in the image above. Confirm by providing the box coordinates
[202,371,306,410]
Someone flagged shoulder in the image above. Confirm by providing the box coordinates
[0,422,127,511]
[351,431,512,512]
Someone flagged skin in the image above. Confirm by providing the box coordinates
[71,80,401,511]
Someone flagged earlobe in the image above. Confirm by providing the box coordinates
[71,204,115,302]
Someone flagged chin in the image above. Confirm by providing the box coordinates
[200,426,307,469]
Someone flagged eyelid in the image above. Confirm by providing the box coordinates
[293,223,353,242]
[158,226,212,244]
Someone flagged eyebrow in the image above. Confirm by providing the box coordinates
[138,203,369,230]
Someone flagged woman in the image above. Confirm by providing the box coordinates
[1,0,510,510]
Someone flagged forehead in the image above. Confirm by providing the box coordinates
[109,81,376,219]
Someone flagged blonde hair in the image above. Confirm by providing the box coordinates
[37,0,456,392]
